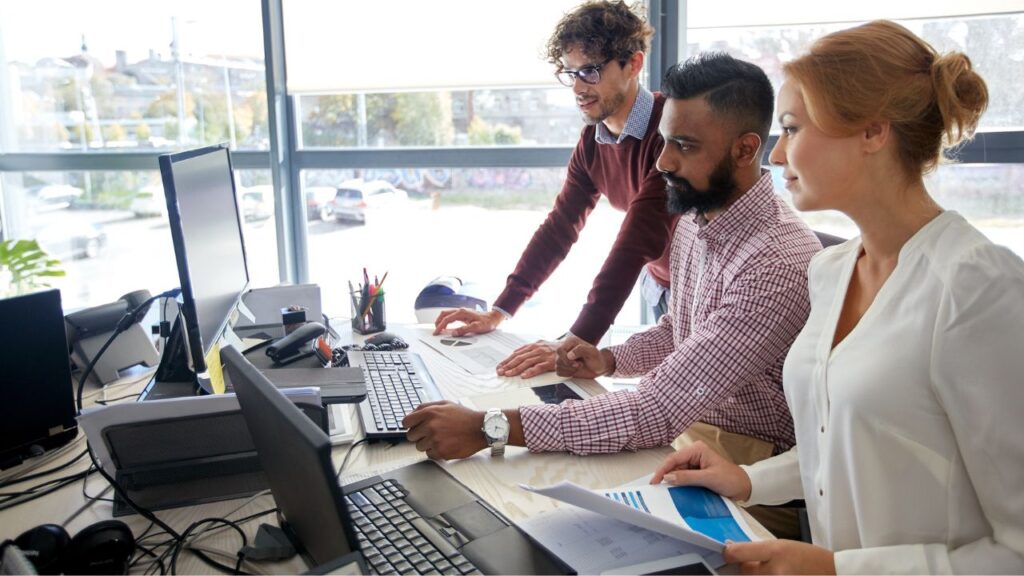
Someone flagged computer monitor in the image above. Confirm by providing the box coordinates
[160,143,249,377]
[221,345,363,570]
[0,289,78,469]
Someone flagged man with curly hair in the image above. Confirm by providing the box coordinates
[433,0,677,377]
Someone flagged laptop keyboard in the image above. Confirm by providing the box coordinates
[346,479,481,575]
[360,351,436,433]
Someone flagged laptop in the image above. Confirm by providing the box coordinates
[222,345,569,575]
[0,289,78,469]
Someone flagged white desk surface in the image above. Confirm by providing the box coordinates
[0,324,769,574]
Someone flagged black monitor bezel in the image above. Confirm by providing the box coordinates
[221,345,363,569]
[159,143,250,377]
[0,289,79,468]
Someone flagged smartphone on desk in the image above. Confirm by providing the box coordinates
[461,382,590,411]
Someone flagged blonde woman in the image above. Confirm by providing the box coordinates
[651,20,1024,574]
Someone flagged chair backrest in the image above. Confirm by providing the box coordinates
[814,230,846,248]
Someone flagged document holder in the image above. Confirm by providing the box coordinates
[104,402,326,516]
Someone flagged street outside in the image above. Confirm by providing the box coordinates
[41,198,642,337]
[32,196,1024,338]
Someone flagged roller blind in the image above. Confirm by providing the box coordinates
[284,0,586,93]
[688,0,1024,29]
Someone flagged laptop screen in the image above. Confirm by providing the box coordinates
[0,289,77,467]
[221,345,361,567]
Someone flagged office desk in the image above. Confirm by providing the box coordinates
[0,325,769,574]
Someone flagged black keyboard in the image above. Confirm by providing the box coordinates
[354,351,442,439]
[346,479,481,575]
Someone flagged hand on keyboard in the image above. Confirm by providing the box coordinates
[402,400,489,460]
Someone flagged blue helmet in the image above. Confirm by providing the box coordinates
[414,276,487,323]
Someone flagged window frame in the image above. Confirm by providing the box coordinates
[1,0,1022,291]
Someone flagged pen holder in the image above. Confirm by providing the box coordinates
[351,290,386,335]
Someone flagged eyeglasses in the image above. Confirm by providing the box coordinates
[555,58,614,87]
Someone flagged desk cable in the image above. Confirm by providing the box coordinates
[74,288,181,415]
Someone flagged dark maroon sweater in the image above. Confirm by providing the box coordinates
[493,93,677,344]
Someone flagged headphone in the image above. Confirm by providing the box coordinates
[11,520,134,575]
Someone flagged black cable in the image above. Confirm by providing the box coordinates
[85,443,182,542]
[232,507,278,526]
[81,464,114,503]
[132,542,167,575]
[336,438,369,481]
[0,468,94,499]
[193,549,249,575]
[75,288,181,414]
[170,518,248,575]
[75,327,127,413]
[0,471,92,511]
[0,448,89,488]
[95,392,142,405]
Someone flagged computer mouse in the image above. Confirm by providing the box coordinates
[364,331,398,346]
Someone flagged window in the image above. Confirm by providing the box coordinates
[301,167,642,334]
[0,1,268,153]
[297,88,579,149]
[1,169,276,309]
[688,7,1024,255]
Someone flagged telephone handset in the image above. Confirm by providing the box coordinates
[265,322,327,365]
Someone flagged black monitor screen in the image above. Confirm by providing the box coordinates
[0,289,77,467]
[160,143,249,375]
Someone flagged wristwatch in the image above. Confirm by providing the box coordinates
[481,408,510,457]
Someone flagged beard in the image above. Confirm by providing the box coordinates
[579,89,626,126]
[664,153,738,215]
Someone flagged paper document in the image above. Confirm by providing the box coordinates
[78,388,321,475]
[520,506,722,574]
[415,327,532,375]
[522,480,758,552]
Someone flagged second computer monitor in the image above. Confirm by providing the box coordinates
[160,143,249,376]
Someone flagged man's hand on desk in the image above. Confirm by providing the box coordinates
[403,401,523,460]
[555,339,615,380]
[496,337,566,378]
[404,401,488,459]
[433,309,505,336]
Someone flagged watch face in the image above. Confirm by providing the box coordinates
[484,416,508,438]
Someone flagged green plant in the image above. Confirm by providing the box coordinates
[0,239,66,297]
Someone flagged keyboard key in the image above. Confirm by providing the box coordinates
[414,560,433,573]
[426,551,444,564]
[394,561,413,573]
[435,560,455,572]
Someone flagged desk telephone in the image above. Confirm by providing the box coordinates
[265,322,326,365]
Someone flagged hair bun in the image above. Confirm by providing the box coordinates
[930,52,988,145]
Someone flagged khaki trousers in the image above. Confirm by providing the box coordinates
[675,422,802,541]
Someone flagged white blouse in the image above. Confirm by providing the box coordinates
[743,211,1024,574]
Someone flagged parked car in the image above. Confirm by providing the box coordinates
[327,180,408,224]
[305,186,338,221]
[130,185,167,218]
[239,185,274,222]
[29,184,84,211]
[34,221,107,260]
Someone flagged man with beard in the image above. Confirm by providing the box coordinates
[431,1,678,378]
[405,53,820,481]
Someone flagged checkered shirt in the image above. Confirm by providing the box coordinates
[595,87,653,145]
[521,171,821,455]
